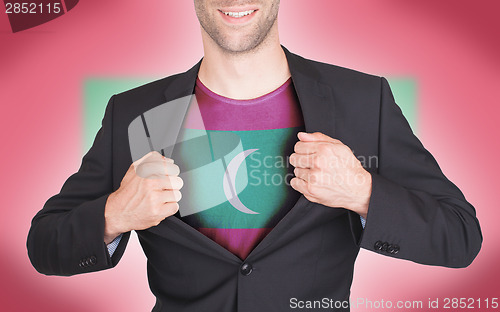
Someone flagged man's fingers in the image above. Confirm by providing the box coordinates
[165,163,180,176]
[160,176,184,190]
[293,167,309,181]
[134,151,174,167]
[294,141,341,154]
[141,152,175,165]
[148,176,183,191]
[134,151,160,166]
[290,177,320,203]
[162,202,180,216]
[297,131,342,144]
[136,162,180,178]
[294,141,315,154]
[294,167,325,185]
[158,190,182,203]
[290,176,306,192]
[290,177,315,196]
[289,153,316,168]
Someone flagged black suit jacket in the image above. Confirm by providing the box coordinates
[27,46,482,311]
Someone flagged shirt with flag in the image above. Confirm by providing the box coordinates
[175,77,305,260]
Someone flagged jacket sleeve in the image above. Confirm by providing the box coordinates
[355,77,482,268]
[27,95,130,276]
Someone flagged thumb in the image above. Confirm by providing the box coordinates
[120,152,162,186]
[133,151,159,167]
[298,132,340,143]
[124,151,167,180]
[133,151,173,167]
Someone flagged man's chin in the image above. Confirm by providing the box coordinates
[220,45,258,54]
[216,36,266,55]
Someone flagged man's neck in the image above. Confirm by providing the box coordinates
[198,31,291,100]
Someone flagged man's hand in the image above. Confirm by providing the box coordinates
[103,151,183,244]
[289,132,371,218]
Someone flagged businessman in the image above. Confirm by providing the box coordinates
[27,1,482,311]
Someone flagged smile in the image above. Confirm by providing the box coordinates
[220,10,256,18]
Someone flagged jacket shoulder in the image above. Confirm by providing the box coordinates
[292,52,382,88]
[113,73,182,103]
[109,71,194,124]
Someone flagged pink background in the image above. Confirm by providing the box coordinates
[1,0,499,310]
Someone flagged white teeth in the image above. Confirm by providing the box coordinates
[222,10,255,18]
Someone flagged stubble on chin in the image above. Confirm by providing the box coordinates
[195,1,280,55]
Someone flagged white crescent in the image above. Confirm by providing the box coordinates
[223,149,259,214]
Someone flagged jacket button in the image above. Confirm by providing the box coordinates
[387,244,395,254]
[393,245,400,254]
[89,256,97,265]
[374,241,383,250]
[240,263,253,276]
[381,242,389,252]
[79,259,87,268]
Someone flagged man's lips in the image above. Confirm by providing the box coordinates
[218,8,258,24]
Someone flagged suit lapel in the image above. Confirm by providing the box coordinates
[154,46,337,261]
[283,46,336,137]
[246,47,337,258]
[163,60,201,102]
[161,61,201,157]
